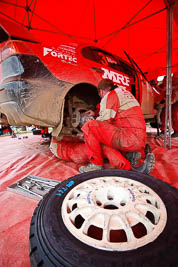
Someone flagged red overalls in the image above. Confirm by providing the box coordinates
[82,87,146,170]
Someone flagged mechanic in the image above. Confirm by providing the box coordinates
[79,78,155,173]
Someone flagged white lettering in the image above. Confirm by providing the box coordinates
[115,73,129,86]
[64,54,68,60]
[57,53,64,59]
[51,51,57,57]
[43,47,52,56]
[101,68,130,87]
[43,47,77,63]
[124,76,130,86]
[102,68,117,81]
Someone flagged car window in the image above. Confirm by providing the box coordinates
[81,46,133,76]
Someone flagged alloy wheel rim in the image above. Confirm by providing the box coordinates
[62,176,167,251]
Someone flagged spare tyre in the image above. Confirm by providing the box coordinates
[29,169,178,267]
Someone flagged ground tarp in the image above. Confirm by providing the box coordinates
[0,132,177,266]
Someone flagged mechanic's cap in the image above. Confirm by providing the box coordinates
[98,79,114,91]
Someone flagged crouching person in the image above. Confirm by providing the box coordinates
[79,79,155,174]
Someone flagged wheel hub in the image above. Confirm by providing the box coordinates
[92,185,131,210]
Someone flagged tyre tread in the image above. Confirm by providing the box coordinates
[29,170,178,267]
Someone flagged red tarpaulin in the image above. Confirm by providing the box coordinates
[0,0,177,79]
[0,132,177,266]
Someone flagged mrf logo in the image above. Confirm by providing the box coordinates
[101,67,130,87]
[43,47,77,64]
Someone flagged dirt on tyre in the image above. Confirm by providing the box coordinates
[29,169,178,267]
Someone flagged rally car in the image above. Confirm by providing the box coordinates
[0,17,156,137]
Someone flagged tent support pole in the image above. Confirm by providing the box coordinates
[164,4,173,149]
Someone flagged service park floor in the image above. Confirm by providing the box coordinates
[0,131,177,267]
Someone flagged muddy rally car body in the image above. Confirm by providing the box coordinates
[0,18,156,137]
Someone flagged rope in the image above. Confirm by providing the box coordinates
[93,0,97,42]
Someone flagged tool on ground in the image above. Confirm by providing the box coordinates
[7,175,60,200]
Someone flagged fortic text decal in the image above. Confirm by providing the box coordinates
[43,46,77,64]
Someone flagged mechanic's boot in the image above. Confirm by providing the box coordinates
[144,144,151,154]
[79,163,104,173]
[131,153,155,175]
[126,151,141,167]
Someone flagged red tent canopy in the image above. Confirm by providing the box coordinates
[0,0,177,80]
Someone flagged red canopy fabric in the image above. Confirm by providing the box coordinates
[0,0,177,79]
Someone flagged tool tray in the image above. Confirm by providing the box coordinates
[7,175,60,200]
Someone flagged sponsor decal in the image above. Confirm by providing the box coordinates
[59,44,77,53]
[56,180,75,196]
[101,67,130,87]
[128,188,136,202]
[43,46,77,64]
[87,191,92,204]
